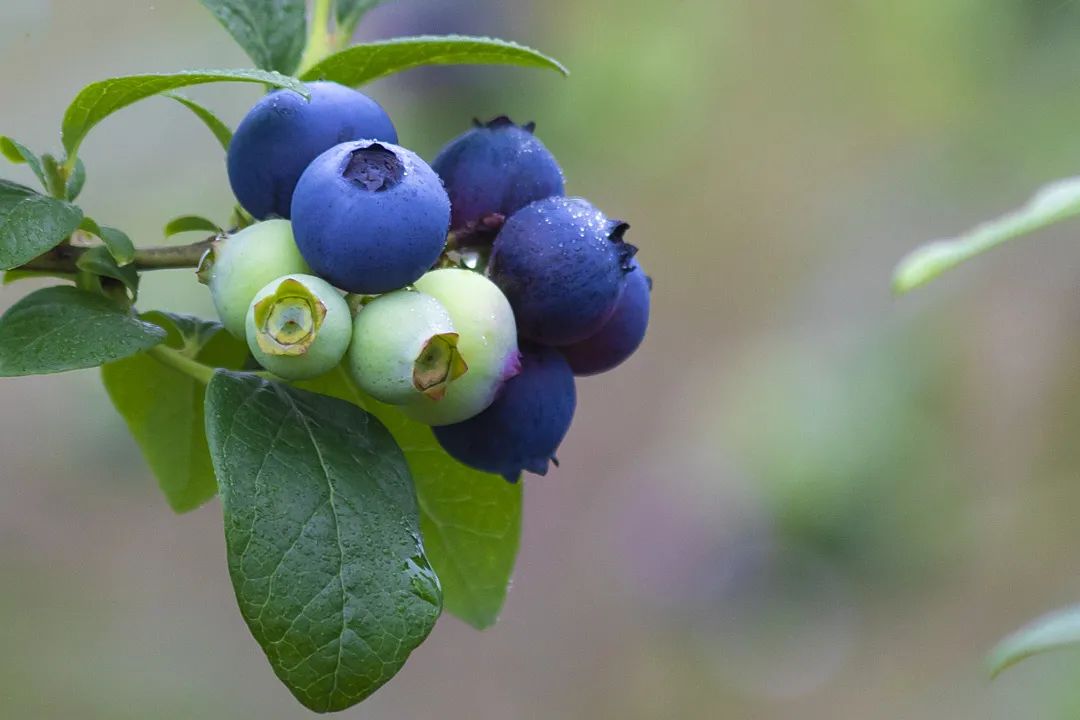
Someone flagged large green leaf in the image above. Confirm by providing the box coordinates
[296,367,522,629]
[0,181,83,270]
[198,0,307,75]
[103,313,247,512]
[301,35,569,86]
[988,605,1080,678]
[205,372,442,712]
[61,69,307,159]
[0,286,165,376]
[893,176,1080,294]
[374,403,522,629]
[164,92,234,151]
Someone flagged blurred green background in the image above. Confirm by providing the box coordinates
[5,0,1080,717]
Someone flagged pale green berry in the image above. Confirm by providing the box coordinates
[348,289,468,405]
[203,219,310,338]
[401,268,521,426]
[245,274,351,380]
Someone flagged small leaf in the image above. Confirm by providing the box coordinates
[3,268,77,285]
[0,136,47,189]
[164,92,234,151]
[65,158,86,201]
[296,367,522,629]
[206,372,442,712]
[61,69,308,160]
[198,0,307,75]
[893,176,1080,294]
[989,605,1080,678]
[76,245,139,299]
[301,35,569,86]
[0,286,165,376]
[0,182,83,270]
[164,215,222,237]
[103,312,247,512]
[98,226,135,264]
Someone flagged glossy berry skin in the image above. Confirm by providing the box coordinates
[205,219,311,339]
[433,345,576,482]
[560,260,651,375]
[401,269,521,426]
[291,141,451,294]
[489,197,637,345]
[347,289,467,405]
[432,116,564,231]
[245,274,352,381]
[227,81,397,220]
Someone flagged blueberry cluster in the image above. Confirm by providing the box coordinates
[206,81,651,481]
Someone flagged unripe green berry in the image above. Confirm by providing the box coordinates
[347,289,468,405]
[401,269,521,426]
[203,219,310,338]
[245,274,352,380]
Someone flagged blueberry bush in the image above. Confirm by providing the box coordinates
[895,173,1080,677]
[0,1,653,712]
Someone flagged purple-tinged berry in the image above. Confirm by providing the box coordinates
[202,219,311,339]
[227,81,397,220]
[489,197,637,345]
[433,116,564,233]
[245,274,351,380]
[290,141,450,294]
[433,345,576,482]
[401,269,521,426]
[560,260,651,375]
[347,289,468,405]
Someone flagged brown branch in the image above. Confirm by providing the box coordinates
[19,238,215,274]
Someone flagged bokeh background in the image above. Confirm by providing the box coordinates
[5,0,1080,717]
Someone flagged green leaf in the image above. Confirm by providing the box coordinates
[301,35,569,86]
[0,182,83,270]
[0,286,165,376]
[0,136,47,189]
[374,402,521,629]
[98,226,135,265]
[164,92,234,151]
[198,0,307,75]
[103,312,247,512]
[164,215,222,237]
[3,268,76,285]
[989,605,1080,678]
[65,158,86,201]
[61,69,308,160]
[295,367,521,629]
[335,0,387,37]
[75,246,139,299]
[205,372,441,712]
[893,176,1080,294]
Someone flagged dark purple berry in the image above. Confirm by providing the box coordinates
[227,81,397,220]
[290,141,450,294]
[560,259,651,375]
[433,117,564,233]
[433,345,576,482]
[489,197,637,346]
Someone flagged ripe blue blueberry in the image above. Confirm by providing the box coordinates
[245,274,352,380]
[227,81,397,220]
[489,197,637,345]
[560,260,651,375]
[433,345,576,482]
[290,140,451,294]
[203,219,311,339]
[432,116,564,233]
[347,289,468,405]
[400,269,521,426]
